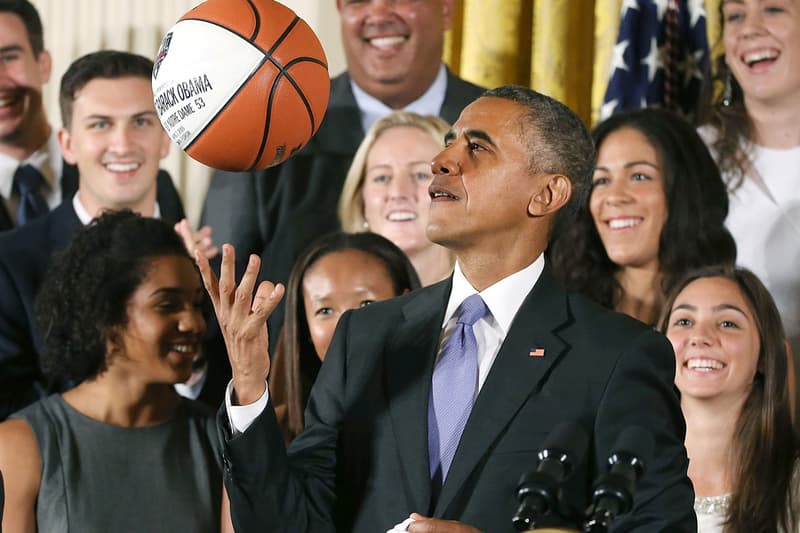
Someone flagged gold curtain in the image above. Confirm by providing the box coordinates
[445,0,723,127]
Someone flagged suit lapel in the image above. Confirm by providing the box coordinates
[313,73,363,156]
[434,267,572,516]
[385,281,450,513]
[0,203,12,231]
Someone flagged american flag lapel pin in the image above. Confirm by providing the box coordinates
[529,347,545,357]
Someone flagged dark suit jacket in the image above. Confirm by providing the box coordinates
[0,171,186,420]
[200,70,485,348]
[220,268,696,532]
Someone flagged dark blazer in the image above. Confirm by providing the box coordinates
[0,171,185,420]
[0,162,185,231]
[200,70,485,347]
[220,268,696,532]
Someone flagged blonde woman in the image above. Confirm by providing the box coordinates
[339,111,453,286]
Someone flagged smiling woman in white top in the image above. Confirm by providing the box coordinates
[659,265,798,533]
[550,108,736,325]
[700,0,800,379]
[338,111,453,287]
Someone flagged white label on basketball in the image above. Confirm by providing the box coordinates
[152,19,265,149]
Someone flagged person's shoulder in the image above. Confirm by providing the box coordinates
[696,123,719,146]
[445,68,486,98]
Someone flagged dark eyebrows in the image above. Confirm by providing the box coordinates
[670,302,749,318]
[0,45,24,54]
[465,129,497,148]
[594,160,660,173]
[443,129,498,149]
[148,287,202,298]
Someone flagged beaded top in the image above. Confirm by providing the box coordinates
[694,494,730,516]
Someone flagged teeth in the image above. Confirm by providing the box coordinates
[687,358,724,371]
[172,344,195,354]
[105,162,140,172]
[369,36,407,49]
[432,192,455,199]
[608,218,641,229]
[387,212,416,221]
[744,49,778,65]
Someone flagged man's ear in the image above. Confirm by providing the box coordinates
[441,0,455,31]
[527,174,572,217]
[58,127,77,165]
[37,49,52,84]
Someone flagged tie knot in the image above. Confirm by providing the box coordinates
[457,293,487,327]
[14,164,45,194]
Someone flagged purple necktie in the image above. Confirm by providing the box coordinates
[14,164,49,225]
[428,293,487,486]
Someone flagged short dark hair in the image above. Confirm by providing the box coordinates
[549,108,736,313]
[0,0,44,55]
[59,50,154,129]
[481,85,596,195]
[36,210,193,383]
[272,231,421,441]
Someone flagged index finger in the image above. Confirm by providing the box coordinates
[195,248,220,309]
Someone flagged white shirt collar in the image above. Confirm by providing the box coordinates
[443,255,546,336]
[350,64,448,134]
[72,193,161,225]
[0,128,62,201]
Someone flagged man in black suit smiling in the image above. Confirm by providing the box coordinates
[199,86,696,532]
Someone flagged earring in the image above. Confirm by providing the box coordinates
[722,69,734,107]
[362,220,369,230]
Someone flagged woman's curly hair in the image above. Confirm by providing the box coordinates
[36,210,193,383]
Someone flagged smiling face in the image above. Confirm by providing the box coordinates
[112,255,206,385]
[361,125,441,256]
[302,249,397,360]
[589,127,668,272]
[0,12,50,146]
[666,276,761,403]
[58,76,170,218]
[336,0,452,107]
[722,0,800,107]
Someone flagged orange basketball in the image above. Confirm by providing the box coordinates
[151,0,330,171]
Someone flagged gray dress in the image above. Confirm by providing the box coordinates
[13,394,222,533]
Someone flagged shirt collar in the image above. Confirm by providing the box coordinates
[72,193,162,225]
[443,255,546,335]
[0,128,62,200]
[350,64,448,133]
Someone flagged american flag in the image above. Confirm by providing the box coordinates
[600,0,710,122]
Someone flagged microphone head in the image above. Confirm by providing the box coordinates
[608,426,654,475]
[538,420,589,473]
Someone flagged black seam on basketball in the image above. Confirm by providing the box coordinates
[183,56,269,153]
[181,18,270,55]
[282,57,329,132]
[267,15,300,56]
[249,68,283,171]
[251,55,328,164]
[245,0,261,41]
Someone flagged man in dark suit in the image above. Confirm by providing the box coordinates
[0,51,199,420]
[200,0,484,345]
[199,86,696,532]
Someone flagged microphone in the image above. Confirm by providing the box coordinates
[583,426,654,533]
[512,421,589,532]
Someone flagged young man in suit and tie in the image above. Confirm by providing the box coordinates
[198,86,696,532]
[0,0,184,231]
[0,51,198,420]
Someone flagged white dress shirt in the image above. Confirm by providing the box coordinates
[227,255,546,433]
[0,129,63,225]
[350,64,448,134]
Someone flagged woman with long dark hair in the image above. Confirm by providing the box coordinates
[268,232,420,443]
[550,107,735,325]
[659,265,798,532]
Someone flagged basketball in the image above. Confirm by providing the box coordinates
[151,0,330,171]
